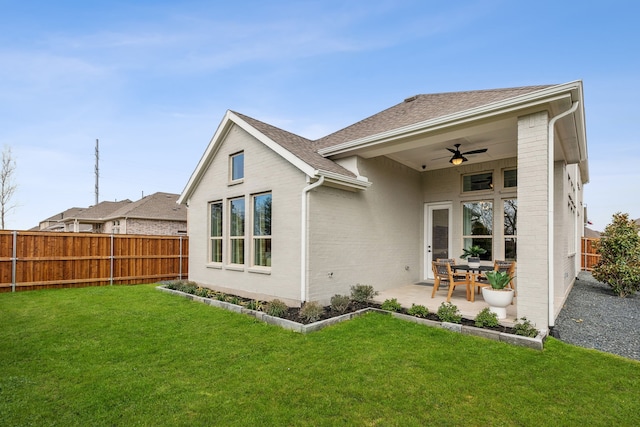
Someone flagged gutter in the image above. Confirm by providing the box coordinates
[300,175,325,303]
[547,101,580,329]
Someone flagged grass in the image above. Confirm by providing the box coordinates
[1,285,639,426]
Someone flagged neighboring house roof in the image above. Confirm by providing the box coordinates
[314,85,553,150]
[70,200,133,223]
[584,227,601,238]
[106,192,186,221]
[42,207,87,223]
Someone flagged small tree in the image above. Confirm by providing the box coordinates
[0,145,17,230]
[592,212,640,297]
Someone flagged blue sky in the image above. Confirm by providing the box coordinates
[1,0,638,231]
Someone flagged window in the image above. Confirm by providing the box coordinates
[504,169,517,188]
[229,198,245,264]
[462,201,493,260]
[253,193,272,267]
[209,201,223,263]
[230,152,244,182]
[504,199,517,260]
[463,172,493,192]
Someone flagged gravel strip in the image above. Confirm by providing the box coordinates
[554,271,639,361]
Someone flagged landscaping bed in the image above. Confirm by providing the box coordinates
[158,281,545,350]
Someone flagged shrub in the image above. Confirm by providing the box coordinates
[195,287,210,298]
[299,301,324,323]
[436,302,461,323]
[380,298,402,312]
[407,304,429,318]
[177,281,198,294]
[226,296,241,305]
[215,293,227,301]
[330,294,351,314]
[514,317,539,338]
[350,284,378,303]
[245,300,264,311]
[265,299,289,318]
[592,212,640,297]
[474,308,499,328]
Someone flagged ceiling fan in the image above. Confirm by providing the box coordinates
[447,143,488,165]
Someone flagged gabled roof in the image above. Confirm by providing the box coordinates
[180,82,587,204]
[106,192,186,221]
[68,200,133,222]
[314,85,553,150]
[42,207,87,223]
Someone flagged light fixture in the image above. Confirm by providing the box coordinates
[450,154,464,165]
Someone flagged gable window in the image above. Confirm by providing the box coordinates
[504,169,517,188]
[462,201,493,260]
[253,193,272,267]
[230,152,244,182]
[229,197,245,264]
[209,201,223,263]
[504,199,517,260]
[462,172,493,192]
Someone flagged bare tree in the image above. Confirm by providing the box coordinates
[0,145,17,229]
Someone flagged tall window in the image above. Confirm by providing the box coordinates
[209,202,223,263]
[229,198,245,264]
[230,152,244,182]
[504,199,517,260]
[253,193,272,267]
[462,201,493,260]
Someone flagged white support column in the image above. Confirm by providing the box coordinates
[517,111,550,331]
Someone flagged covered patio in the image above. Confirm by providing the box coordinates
[373,280,518,326]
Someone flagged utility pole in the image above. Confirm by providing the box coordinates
[95,139,99,205]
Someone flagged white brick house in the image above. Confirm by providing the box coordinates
[179,81,588,332]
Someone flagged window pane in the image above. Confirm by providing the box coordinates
[463,237,492,261]
[504,169,517,188]
[254,238,272,267]
[210,202,222,237]
[463,172,493,192]
[504,199,517,236]
[230,198,245,236]
[231,239,244,264]
[505,238,517,261]
[254,194,272,236]
[231,153,244,180]
[462,202,493,235]
[211,240,222,263]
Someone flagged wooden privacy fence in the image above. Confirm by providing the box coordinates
[0,231,188,293]
[581,237,600,271]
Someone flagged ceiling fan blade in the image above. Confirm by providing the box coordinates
[462,148,488,155]
[446,148,458,154]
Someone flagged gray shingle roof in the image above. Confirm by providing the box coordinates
[233,112,357,178]
[314,85,554,149]
[106,192,186,221]
[71,200,133,221]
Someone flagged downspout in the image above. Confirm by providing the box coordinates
[547,101,580,330]
[301,175,325,303]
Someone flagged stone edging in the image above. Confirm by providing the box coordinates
[157,286,546,350]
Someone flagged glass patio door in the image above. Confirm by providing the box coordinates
[424,202,452,280]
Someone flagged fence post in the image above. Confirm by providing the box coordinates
[110,233,114,286]
[179,235,183,280]
[11,230,17,292]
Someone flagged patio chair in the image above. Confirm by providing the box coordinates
[436,258,467,281]
[431,261,470,302]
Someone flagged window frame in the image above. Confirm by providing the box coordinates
[228,197,245,265]
[503,198,517,261]
[462,171,494,192]
[229,151,244,184]
[503,168,517,189]
[462,200,493,261]
[209,201,223,264]
[251,192,272,268]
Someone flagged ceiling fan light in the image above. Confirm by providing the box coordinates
[451,156,464,166]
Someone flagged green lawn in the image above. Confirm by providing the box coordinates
[1,285,638,426]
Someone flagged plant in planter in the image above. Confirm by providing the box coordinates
[481,270,514,319]
[460,245,487,268]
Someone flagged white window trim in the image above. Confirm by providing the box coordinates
[228,197,246,266]
[251,192,272,269]
[229,151,244,185]
[208,201,223,266]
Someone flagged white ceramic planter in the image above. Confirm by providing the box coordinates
[481,287,514,319]
[467,257,481,269]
